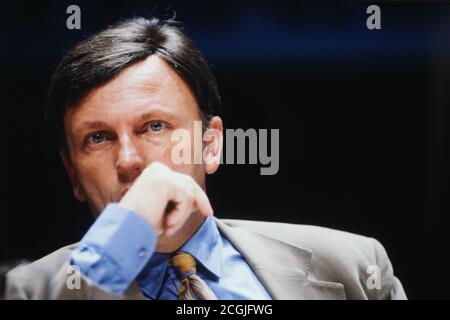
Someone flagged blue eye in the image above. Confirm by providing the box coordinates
[88,132,105,144]
[149,121,166,132]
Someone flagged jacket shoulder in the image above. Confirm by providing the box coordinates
[9,244,76,279]
[220,219,374,253]
[220,219,405,299]
[6,244,76,299]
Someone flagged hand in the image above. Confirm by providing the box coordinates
[119,162,213,236]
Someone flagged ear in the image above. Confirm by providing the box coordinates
[203,116,223,175]
[60,150,86,202]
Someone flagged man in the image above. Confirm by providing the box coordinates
[5,17,406,300]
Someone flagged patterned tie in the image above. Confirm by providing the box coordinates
[170,251,218,300]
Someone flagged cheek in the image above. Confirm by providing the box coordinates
[146,139,179,169]
[158,138,205,186]
[144,137,193,171]
[75,157,116,198]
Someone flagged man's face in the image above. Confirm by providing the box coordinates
[61,55,220,215]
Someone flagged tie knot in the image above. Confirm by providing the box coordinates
[170,251,197,278]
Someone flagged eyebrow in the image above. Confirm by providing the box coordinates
[78,121,108,131]
[137,109,177,122]
[76,108,179,132]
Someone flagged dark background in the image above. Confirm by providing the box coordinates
[2,0,450,299]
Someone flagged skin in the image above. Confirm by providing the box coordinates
[60,55,223,253]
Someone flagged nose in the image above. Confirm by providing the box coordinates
[116,134,145,183]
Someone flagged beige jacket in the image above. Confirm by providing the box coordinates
[5,219,406,300]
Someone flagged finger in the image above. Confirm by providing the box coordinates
[191,181,214,217]
[164,192,192,234]
[164,208,188,236]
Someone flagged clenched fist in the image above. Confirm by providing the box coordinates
[119,162,213,237]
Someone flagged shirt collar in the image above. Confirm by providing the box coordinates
[137,216,222,299]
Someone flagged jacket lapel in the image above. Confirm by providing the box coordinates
[216,219,346,300]
[123,218,346,300]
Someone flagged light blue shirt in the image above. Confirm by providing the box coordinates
[71,203,272,300]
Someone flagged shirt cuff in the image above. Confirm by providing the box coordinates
[71,203,157,294]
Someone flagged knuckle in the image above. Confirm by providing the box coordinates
[184,174,196,184]
[184,185,196,199]
[145,162,166,173]
[159,183,171,199]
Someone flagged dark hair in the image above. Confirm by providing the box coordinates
[45,17,221,149]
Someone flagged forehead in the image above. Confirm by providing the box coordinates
[64,55,199,126]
